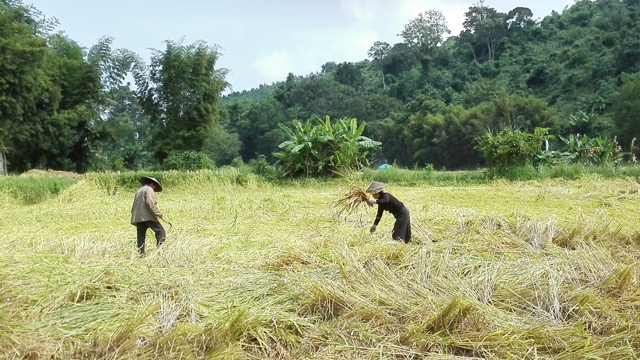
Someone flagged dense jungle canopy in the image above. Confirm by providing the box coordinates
[1,0,639,174]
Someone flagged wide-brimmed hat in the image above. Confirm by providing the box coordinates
[365,181,387,194]
[139,176,162,192]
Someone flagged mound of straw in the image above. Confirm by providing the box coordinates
[334,185,372,216]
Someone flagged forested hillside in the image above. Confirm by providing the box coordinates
[224,0,640,170]
[1,0,639,174]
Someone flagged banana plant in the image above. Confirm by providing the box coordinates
[274,116,381,177]
[559,134,623,165]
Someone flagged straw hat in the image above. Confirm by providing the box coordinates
[139,176,163,192]
[365,181,387,194]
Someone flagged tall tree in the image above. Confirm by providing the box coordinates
[367,41,391,89]
[93,86,153,170]
[463,1,506,61]
[0,3,52,172]
[86,37,154,170]
[399,9,450,53]
[88,36,143,93]
[505,7,534,31]
[227,97,286,162]
[43,34,101,172]
[136,40,228,162]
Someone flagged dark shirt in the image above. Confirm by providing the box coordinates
[373,192,406,225]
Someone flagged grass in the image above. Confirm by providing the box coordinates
[0,174,76,205]
[0,172,639,359]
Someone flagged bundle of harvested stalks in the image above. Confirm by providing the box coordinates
[334,185,372,216]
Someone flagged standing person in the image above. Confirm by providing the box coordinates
[366,181,411,243]
[131,176,165,255]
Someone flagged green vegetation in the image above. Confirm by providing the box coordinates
[274,116,380,177]
[477,127,553,175]
[3,0,640,356]
[1,172,639,358]
[0,173,76,204]
[2,0,640,177]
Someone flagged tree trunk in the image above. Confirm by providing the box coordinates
[469,44,478,63]
[381,69,386,90]
[0,150,6,175]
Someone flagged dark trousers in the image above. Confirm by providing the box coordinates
[135,221,165,254]
[392,207,411,243]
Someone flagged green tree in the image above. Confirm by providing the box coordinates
[462,1,506,61]
[93,86,153,170]
[367,41,391,89]
[611,72,640,148]
[468,93,558,135]
[0,3,99,173]
[399,9,451,74]
[136,40,228,162]
[405,105,481,169]
[88,36,143,93]
[399,9,450,53]
[44,34,102,173]
[505,7,534,31]
[0,3,51,172]
[333,62,364,89]
[227,97,287,162]
[203,124,241,166]
[85,37,155,170]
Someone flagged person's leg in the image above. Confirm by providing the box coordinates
[147,221,166,247]
[136,222,149,254]
[392,219,404,241]
[404,215,412,243]
[393,209,411,243]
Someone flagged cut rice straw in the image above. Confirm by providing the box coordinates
[334,185,372,216]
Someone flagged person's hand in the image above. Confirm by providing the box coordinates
[370,225,377,233]
[367,198,377,205]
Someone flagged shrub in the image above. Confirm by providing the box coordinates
[162,151,214,171]
[249,155,280,181]
[477,127,553,175]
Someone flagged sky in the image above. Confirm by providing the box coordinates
[26,0,575,93]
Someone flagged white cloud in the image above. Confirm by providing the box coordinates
[337,0,465,45]
[254,51,294,82]
[284,28,377,75]
[339,0,381,25]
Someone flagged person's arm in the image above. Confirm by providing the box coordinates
[373,206,383,226]
[144,188,163,218]
[370,205,383,233]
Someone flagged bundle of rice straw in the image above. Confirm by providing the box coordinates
[334,185,372,216]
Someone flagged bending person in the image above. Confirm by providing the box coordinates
[366,181,411,243]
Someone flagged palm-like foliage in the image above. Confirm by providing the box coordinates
[558,134,623,165]
[274,116,381,177]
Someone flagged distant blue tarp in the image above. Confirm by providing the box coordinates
[378,163,391,169]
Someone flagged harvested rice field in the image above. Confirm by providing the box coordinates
[1,172,639,359]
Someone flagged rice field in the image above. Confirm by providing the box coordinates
[1,171,639,359]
